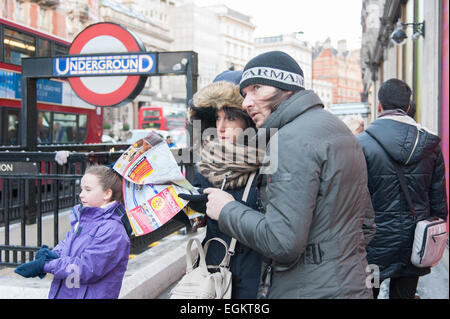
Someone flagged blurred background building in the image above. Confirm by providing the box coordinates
[4,0,445,144]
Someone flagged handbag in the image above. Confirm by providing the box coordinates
[394,162,447,267]
[170,172,257,299]
[366,130,448,268]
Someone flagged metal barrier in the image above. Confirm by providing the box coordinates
[0,147,195,267]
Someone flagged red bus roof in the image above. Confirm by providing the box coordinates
[0,17,71,45]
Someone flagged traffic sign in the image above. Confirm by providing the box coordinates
[67,22,150,107]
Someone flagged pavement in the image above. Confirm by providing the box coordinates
[377,245,449,299]
[0,224,447,299]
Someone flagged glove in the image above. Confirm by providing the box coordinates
[14,255,46,279]
[35,245,59,261]
[178,189,208,214]
[55,150,70,165]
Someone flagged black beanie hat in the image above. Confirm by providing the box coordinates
[239,51,305,93]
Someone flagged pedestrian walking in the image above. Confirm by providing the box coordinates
[179,70,263,299]
[357,78,448,299]
[15,165,130,299]
[204,51,376,298]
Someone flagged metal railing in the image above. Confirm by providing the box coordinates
[0,146,195,266]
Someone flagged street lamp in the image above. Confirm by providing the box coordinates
[390,20,425,46]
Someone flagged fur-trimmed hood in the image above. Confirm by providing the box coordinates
[188,81,245,132]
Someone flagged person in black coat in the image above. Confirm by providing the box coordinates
[357,79,448,299]
[179,70,263,299]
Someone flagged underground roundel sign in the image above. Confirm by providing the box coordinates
[63,23,154,107]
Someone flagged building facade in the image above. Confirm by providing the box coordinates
[169,1,254,92]
[253,32,313,90]
[312,79,333,109]
[312,38,363,104]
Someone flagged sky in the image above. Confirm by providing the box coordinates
[198,0,363,50]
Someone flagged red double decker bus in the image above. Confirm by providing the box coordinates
[0,17,103,146]
[138,106,186,131]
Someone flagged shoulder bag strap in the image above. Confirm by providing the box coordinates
[365,131,417,217]
[227,171,257,261]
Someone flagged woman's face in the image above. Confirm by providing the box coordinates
[216,109,247,142]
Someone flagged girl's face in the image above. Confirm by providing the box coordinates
[216,109,248,142]
[79,173,112,207]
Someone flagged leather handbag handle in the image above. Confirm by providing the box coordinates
[203,237,230,267]
[186,238,208,275]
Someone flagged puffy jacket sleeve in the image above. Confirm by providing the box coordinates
[44,222,130,283]
[429,147,448,220]
[51,207,80,257]
[218,142,320,266]
[51,229,71,257]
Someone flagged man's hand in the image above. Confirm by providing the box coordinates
[204,188,235,220]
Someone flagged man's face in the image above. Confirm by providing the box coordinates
[241,84,292,128]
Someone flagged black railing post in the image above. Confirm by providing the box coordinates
[185,52,198,183]
[21,76,38,225]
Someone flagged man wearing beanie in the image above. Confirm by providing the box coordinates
[205,51,376,298]
[357,79,447,299]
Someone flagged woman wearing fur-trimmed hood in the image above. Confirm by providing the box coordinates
[179,70,263,299]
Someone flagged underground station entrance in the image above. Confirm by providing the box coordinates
[0,22,199,266]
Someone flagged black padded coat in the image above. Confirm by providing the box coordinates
[357,116,448,281]
[193,169,262,299]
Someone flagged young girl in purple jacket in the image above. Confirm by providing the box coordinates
[15,165,130,299]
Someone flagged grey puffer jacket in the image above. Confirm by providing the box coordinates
[218,90,376,298]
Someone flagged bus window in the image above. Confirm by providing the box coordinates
[38,38,51,57]
[78,114,88,143]
[53,113,77,143]
[143,109,160,117]
[54,43,68,56]
[4,27,36,65]
[37,111,51,144]
[7,110,19,145]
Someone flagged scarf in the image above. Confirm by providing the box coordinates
[378,109,408,118]
[196,138,262,190]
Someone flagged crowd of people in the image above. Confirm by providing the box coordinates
[14,51,447,299]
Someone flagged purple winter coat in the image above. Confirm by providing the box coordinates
[44,202,130,299]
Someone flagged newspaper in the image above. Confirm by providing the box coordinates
[113,131,204,236]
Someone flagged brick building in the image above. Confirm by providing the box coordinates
[312,38,363,104]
